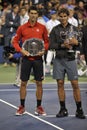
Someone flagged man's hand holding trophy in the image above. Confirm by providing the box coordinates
[60,25,79,52]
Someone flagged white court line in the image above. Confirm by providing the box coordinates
[0,99,64,130]
[41,114,87,118]
[0,88,87,92]
[0,82,87,85]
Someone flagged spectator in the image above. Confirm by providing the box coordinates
[23,1,31,14]
[60,0,75,9]
[9,35,22,87]
[77,1,87,18]
[80,24,87,66]
[77,9,85,30]
[19,6,29,25]
[68,6,78,27]
[45,10,60,74]
[78,20,87,76]
[3,4,20,67]
[0,15,6,46]
[12,6,29,87]
[1,2,12,16]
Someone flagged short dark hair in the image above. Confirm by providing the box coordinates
[20,6,26,11]
[28,5,38,13]
[13,4,19,9]
[58,8,69,16]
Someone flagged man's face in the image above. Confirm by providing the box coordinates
[13,6,19,14]
[20,9,26,16]
[29,10,38,22]
[51,13,57,20]
[59,13,69,25]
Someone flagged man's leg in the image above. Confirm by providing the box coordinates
[35,81,46,116]
[36,81,43,107]
[16,81,28,115]
[71,80,85,119]
[56,79,68,117]
[20,81,28,106]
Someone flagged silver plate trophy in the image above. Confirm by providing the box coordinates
[22,38,44,56]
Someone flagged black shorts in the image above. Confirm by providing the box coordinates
[20,57,44,81]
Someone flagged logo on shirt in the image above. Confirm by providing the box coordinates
[36,29,40,32]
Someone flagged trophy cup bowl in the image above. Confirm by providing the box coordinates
[60,31,67,41]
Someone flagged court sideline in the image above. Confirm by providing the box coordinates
[0,83,87,130]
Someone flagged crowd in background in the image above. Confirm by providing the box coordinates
[0,0,87,75]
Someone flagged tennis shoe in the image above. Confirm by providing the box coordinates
[16,106,25,116]
[35,106,46,116]
[56,109,68,118]
[76,109,86,119]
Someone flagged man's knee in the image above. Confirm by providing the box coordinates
[71,80,79,90]
[57,80,64,88]
[36,81,42,87]
[21,81,27,87]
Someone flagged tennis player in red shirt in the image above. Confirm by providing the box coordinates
[13,5,49,116]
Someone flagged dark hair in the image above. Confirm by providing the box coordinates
[13,4,19,9]
[28,5,38,13]
[38,8,45,16]
[20,6,26,11]
[58,8,69,16]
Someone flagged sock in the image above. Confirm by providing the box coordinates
[60,101,66,110]
[76,101,82,111]
[20,99,25,107]
[37,100,41,107]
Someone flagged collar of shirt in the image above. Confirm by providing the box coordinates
[27,20,38,27]
[59,23,71,28]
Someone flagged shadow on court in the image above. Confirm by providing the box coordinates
[0,83,87,130]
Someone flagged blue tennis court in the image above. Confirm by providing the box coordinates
[0,83,87,130]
